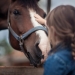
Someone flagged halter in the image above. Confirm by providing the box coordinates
[8,10,48,67]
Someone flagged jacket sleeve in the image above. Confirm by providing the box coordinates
[43,55,66,75]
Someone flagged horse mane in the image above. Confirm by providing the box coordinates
[0,0,10,20]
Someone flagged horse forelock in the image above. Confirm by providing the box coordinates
[15,0,38,9]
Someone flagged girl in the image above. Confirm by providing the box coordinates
[35,5,75,75]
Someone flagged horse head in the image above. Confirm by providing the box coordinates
[8,0,50,67]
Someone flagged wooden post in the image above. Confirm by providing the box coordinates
[47,0,51,14]
[0,66,44,75]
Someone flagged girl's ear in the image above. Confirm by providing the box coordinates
[49,26,57,47]
[50,26,56,41]
[50,26,56,36]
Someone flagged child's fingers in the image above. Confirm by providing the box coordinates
[34,13,41,19]
[34,13,38,17]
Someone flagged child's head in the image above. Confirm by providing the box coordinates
[46,5,75,57]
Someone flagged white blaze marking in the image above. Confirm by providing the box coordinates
[29,9,50,61]
[29,9,47,43]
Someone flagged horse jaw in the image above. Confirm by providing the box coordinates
[29,9,51,62]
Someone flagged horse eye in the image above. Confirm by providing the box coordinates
[13,9,21,15]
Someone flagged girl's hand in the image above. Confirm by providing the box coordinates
[34,14,46,25]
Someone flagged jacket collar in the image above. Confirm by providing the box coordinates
[49,42,71,55]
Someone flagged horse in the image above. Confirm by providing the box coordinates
[0,0,51,66]
[7,0,50,67]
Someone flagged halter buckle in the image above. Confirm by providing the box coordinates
[19,36,23,46]
[19,40,23,46]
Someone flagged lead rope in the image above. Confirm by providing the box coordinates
[19,39,38,67]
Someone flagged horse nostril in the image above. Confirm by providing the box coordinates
[43,13,46,18]
[35,42,44,59]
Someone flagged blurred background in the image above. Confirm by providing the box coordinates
[0,30,29,66]
[0,0,75,66]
